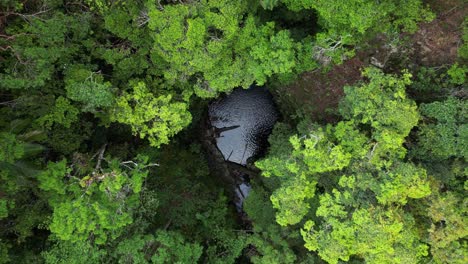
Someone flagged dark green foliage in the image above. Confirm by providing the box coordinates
[426,192,468,264]
[277,0,434,64]
[244,186,299,263]
[414,97,467,160]
[147,1,313,97]
[0,12,94,90]
[458,18,468,60]
[111,231,203,264]
[0,0,465,263]
[41,240,105,264]
[257,68,437,263]
[64,67,115,112]
[37,155,152,244]
[195,195,248,263]
[0,132,24,163]
[111,82,192,147]
[447,63,468,85]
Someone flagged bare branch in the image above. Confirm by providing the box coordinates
[136,10,150,27]
[0,99,19,107]
[121,160,159,169]
[94,144,107,171]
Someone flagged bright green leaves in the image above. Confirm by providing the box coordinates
[253,123,295,179]
[249,29,296,85]
[258,68,434,262]
[285,0,433,38]
[148,2,239,96]
[315,191,347,220]
[269,176,316,226]
[260,68,425,205]
[375,163,431,205]
[331,121,368,157]
[291,132,351,174]
[279,0,433,64]
[300,220,317,250]
[49,199,133,244]
[148,1,305,97]
[111,82,192,147]
[38,155,151,244]
[240,16,310,86]
[390,0,435,33]
[0,0,461,263]
[256,123,357,226]
[447,63,468,85]
[427,192,468,264]
[309,0,386,35]
[340,68,417,134]
[340,68,419,167]
[302,201,428,264]
[37,159,68,195]
[148,4,193,81]
[256,121,368,226]
[38,97,79,130]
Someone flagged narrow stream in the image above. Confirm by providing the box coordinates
[208,87,279,210]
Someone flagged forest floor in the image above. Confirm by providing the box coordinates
[412,0,466,66]
[279,0,466,122]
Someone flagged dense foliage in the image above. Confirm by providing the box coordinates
[0,0,466,263]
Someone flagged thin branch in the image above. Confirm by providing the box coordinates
[121,160,139,167]
[368,142,378,160]
[94,144,107,171]
[0,99,19,106]
[164,219,172,230]
[121,160,159,168]
[0,8,51,21]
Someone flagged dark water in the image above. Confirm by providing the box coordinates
[208,87,279,165]
[208,87,279,211]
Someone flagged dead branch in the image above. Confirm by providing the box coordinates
[0,99,19,107]
[0,8,51,21]
[94,144,107,171]
[121,160,159,169]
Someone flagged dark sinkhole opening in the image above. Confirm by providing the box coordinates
[207,86,279,211]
